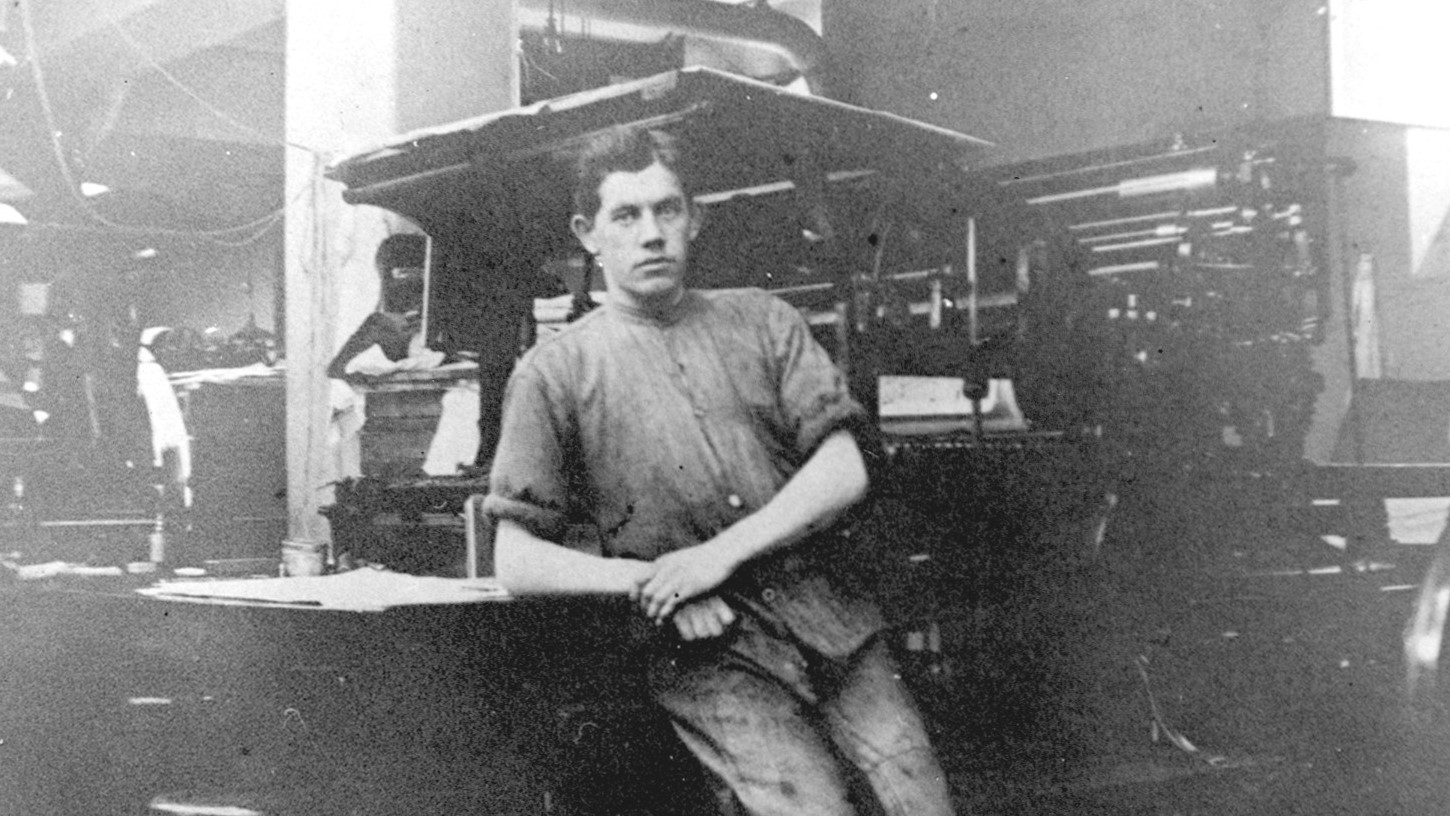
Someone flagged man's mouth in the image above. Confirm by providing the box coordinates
[636,257,674,271]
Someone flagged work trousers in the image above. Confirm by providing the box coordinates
[651,611,955,816]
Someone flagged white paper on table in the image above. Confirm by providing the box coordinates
[136,568,509,612]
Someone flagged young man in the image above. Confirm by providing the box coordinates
[484,126,954,816]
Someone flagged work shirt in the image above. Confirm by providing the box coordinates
[485,287,884,659]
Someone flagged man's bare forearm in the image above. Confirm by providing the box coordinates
[712,428,868,566]
[638,429,868,621]
[494,518,650,595]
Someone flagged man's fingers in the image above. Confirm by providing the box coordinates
[673,612,698,640]
[703,598,732,634]
[716,600,736,627]
[641,575,683,621]
[671,607,718,641]
[664,597,735,641]
[654,593,681,624]
[640,575,670,613]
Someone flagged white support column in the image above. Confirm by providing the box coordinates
[283,0,517,547]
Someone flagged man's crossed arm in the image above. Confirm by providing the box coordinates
[493,428,869,640]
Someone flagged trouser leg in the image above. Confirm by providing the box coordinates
[820,637,956,816]
[653,639,858,816]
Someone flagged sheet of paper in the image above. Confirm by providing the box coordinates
[135,567,509,612]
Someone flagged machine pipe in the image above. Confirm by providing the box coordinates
[516,0,830,97]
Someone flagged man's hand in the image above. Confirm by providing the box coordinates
[618,558,655,597]
[638,542,741,623]
[670,595,737,641]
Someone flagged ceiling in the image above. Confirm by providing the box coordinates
[0,0,822,236]
[0,0,285,232]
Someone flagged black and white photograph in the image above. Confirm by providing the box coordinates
[3,1,1450,813]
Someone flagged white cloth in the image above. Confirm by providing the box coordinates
[136,334,192,491]
[329,379,365,480]
[1351,252,1383,379]
[328,362,481,479]
[422,379,481,476]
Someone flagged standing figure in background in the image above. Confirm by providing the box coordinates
[485,126,955,815]
[7,280,155,519]
[327,233,436,381]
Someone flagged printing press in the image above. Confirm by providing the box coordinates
[974,119,1335,468]
[324,71,1345,605]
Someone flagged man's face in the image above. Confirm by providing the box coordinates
[571,161,700,312]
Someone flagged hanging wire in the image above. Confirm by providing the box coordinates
[206,176,318,248]
[15,0,303,242]
[100,11,319,155]
[20,174,296,250]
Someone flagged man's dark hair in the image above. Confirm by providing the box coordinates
[571,127,692,221]
[375,233,427,276]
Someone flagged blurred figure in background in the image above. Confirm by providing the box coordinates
[327,233,445,381]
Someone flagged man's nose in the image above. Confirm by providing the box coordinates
[637,212,664,245]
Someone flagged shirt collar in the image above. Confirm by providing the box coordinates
[606,289,699,327]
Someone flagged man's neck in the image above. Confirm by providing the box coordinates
[612,287,688,321]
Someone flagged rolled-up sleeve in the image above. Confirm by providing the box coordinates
[483,359,574,540]
[767,295,868,458]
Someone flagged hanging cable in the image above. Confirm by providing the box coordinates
[203,179,312,248]
[100,11,320,155]
[20,173,307,247]
[16,0,301,242]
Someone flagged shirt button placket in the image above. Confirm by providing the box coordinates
[667,335,705,419]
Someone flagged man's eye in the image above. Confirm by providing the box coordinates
[613,210,638,224]
[657,200,683,218]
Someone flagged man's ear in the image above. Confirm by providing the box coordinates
[570,213,597,253]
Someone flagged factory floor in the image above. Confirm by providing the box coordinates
[926,522,1445,815]
[2,479,1447,816]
